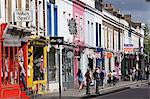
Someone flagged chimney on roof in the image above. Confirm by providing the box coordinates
[109,3,112,7]
[104,3,113,11]
[131,22,141,29]
[124,14,132,25]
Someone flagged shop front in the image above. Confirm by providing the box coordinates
[62,44,74,89]
[121,53,136,79]
[27,36,48,94]
[0,23,31,98]
[47,37,64,92]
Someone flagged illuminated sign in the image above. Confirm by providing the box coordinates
[50,37,64,45]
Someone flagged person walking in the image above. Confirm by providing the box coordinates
[108,71,112,86]
[135,69,139,81]
[132,67,136,81]
[119,68,122,81]
[77,69,84,91]
[112,70,117,86]
[85,69,92,95]
[100,69,105,89]
[93,68,100,94]
[102,67,106,87]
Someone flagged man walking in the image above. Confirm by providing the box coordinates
[93,68,100,94]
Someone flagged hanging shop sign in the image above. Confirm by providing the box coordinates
[14,10,33,22]
[30,39,47,47]
[123,44,134,52]
[3,39,21,47]
[95,48,103,59]
[68,18,77,35]
[50,37,64,45]
[96,48,103,67]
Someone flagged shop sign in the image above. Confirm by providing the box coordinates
[14,10,33,22]
[3,39,21,46]
[95,52,102,59]
[96,48,103,67]
[68,18,77,35]
[95,48,103,59]
[30,39,47,47]
[104,52,112,58]
[124,44,133,47]
[50,37,64,45]
[124,44,133,52]
[67,51,74,58]
[124,48,133,52]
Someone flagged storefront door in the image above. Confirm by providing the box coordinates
[62,48,74,89]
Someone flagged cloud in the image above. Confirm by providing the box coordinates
[104,0,150,24]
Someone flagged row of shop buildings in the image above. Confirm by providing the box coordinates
[0,0,146,98]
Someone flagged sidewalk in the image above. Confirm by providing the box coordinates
[30,80,148,99]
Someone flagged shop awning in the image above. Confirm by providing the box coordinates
[2,24,32,42]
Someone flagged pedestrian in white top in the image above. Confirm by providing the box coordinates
[112,70,117,86]
[119,68,122,81]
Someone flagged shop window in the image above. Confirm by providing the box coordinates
[33,47,44,81]
[1,46,21,85]
[49,47,56,81]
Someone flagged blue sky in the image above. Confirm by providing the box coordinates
[104,0,150,25]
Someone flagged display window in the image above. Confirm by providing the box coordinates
[33,46,44,81]
[1,46,26,85]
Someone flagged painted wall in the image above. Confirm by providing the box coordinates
[73,0,85,83]
[57,0,73,42]
[94,12,103,48]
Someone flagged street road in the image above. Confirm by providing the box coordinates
[94,85,150,99]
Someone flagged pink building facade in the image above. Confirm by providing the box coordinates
[72,0,85,85]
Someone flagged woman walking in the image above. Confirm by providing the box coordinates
[108,71,112,86]
[77,69,84,91]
